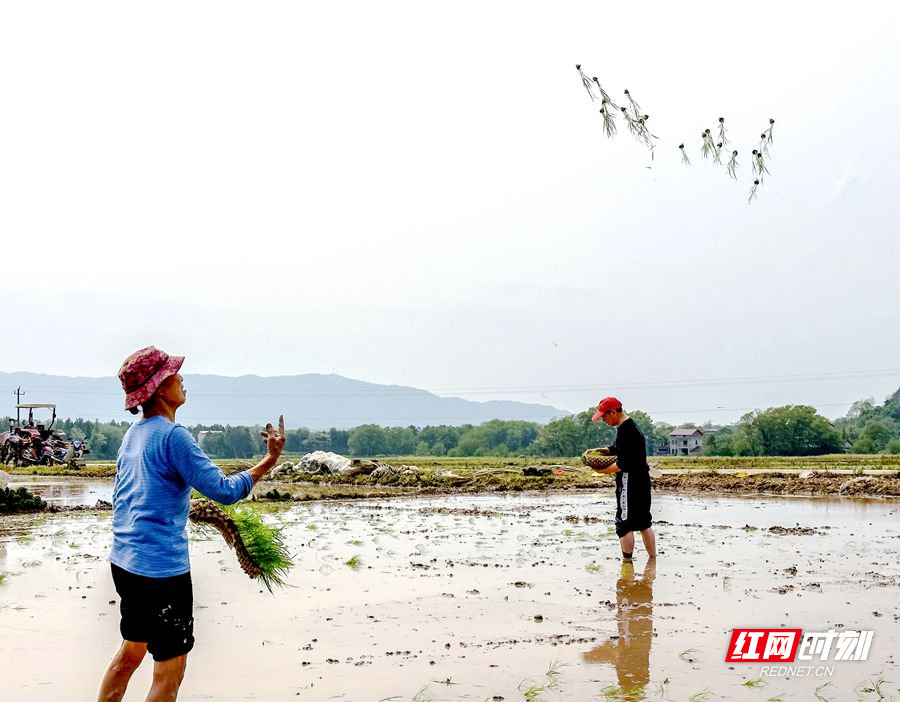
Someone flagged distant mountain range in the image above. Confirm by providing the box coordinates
[0,372,567,429]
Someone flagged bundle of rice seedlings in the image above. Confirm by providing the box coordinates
[580,448,617,470]
[188,498,292,592]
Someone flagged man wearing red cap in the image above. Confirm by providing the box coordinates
[590,397,656,561]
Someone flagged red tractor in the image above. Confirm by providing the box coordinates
[2,403,89,468]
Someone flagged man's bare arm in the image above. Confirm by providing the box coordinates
[592,463,621,475]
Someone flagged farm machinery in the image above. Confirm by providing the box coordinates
[2,403,89,468]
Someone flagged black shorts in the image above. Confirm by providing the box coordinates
[615,513,653,538]
[615,472,652,538]
[111,563,195,661]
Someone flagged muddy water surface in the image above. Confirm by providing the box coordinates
[1,492,898,701]
[7,476,113,507]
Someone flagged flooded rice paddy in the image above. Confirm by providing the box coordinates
[1,488,898,701]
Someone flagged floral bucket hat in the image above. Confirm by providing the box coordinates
[117,346,185,411]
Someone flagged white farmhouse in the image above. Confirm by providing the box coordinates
[668,427,703,456]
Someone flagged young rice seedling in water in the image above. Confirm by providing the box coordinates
[813,681,833,701]
[680,648,700,663]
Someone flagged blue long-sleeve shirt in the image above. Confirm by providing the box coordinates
[110,415,254,577]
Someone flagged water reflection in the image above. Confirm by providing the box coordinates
[583,559,656,699]
[7,480,113,507]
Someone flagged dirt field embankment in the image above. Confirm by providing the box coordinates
[651,471,900,496]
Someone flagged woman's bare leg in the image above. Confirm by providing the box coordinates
[145,654,188,702]
[97,640,147,702]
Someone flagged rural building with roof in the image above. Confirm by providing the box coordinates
[668,427,704,456]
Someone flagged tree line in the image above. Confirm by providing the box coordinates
[4,386,898,460]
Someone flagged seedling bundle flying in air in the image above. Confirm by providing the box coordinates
[576,65,776,203]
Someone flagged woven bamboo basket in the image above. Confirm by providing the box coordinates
[580,448,617,469]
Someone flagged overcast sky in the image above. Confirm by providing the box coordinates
[1,1,898,426]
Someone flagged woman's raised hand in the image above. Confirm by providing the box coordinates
[260,415,286,459]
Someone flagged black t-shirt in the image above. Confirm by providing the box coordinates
[607,417,649,473]
[607,418,651,515]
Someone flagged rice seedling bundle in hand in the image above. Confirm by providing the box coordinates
[188,498,292,592]
[581,448,617,470]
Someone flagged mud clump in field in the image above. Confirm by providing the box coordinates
[768,525,818,535]
[418,506,504,518]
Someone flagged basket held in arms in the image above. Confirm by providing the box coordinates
[188,498,262,580]
[581,448,617,470]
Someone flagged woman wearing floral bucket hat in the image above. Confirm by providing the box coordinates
[97,346,286,702]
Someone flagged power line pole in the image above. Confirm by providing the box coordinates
[14,386,24,427]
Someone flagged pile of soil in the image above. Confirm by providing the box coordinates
[652,471,900,496]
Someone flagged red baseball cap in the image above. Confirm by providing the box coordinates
[591,396,622,421]
[118,346,185,411]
